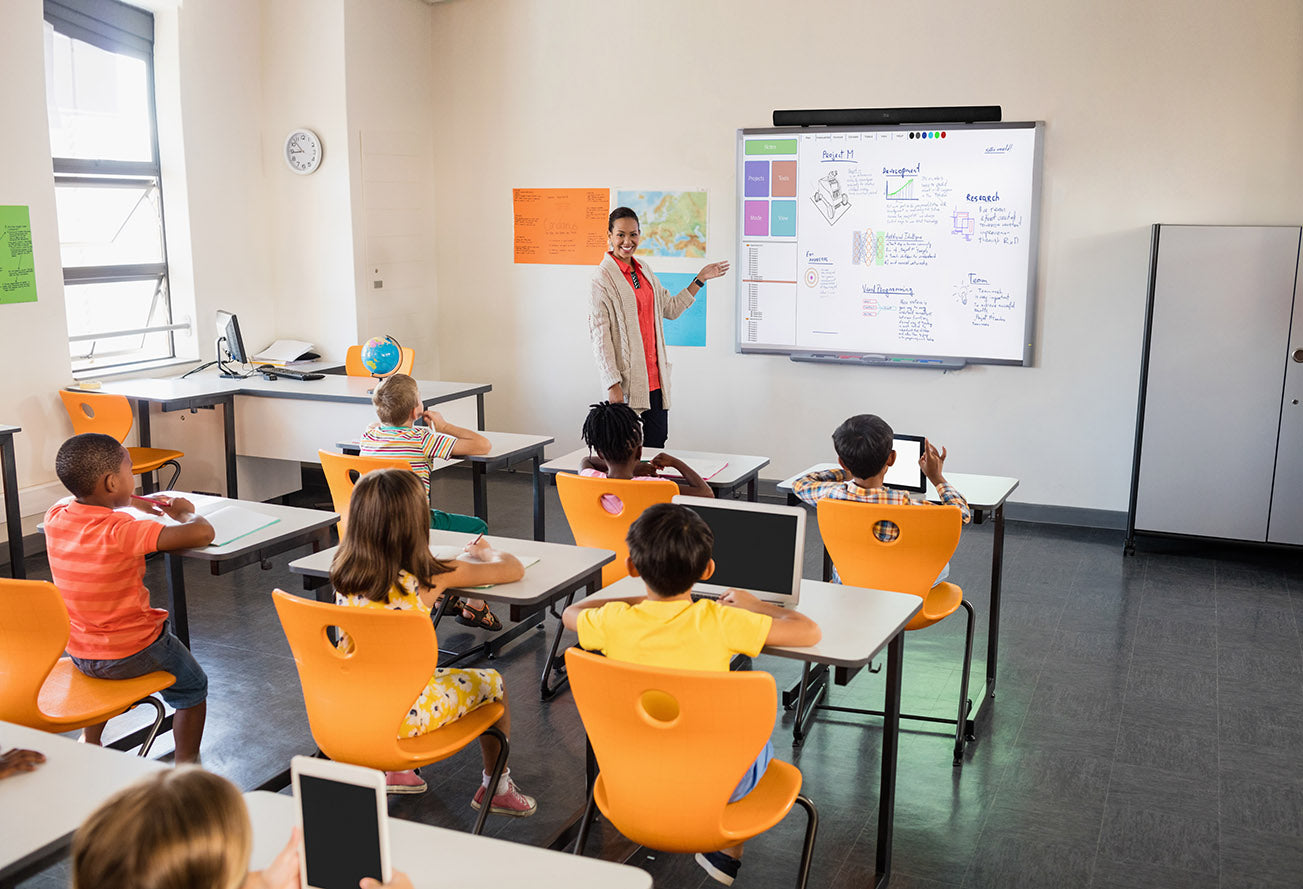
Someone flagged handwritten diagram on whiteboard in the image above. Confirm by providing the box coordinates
[736,124,1042,364]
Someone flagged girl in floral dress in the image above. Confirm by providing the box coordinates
[329,468,536,815]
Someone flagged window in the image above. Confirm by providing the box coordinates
[44,0,183,373]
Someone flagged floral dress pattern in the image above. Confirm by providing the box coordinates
[336,570,504,739]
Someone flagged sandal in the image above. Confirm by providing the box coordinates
[456,602,504,631]
[433,595,464,618]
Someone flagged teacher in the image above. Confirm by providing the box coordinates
[588,206,729,448]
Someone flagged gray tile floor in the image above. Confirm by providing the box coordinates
[15,466,1303,888]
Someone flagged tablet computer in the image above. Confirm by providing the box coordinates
[292,756,391,889]
[884,434,927,494]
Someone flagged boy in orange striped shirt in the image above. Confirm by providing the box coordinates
[44,433,215,763]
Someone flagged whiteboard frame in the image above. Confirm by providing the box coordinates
[734,121,1044,367]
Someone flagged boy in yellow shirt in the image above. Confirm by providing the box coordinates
[562,502,820,885]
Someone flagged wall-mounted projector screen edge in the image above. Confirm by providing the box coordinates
[735,121,1044,368]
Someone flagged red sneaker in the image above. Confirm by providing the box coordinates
[385,769,427,795]
[470,777,537,816]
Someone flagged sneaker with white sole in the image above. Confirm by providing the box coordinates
[385,769,427,795]
[470,777,538,816]
[695,851,741,886]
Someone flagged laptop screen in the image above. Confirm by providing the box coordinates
[675,498,804,601]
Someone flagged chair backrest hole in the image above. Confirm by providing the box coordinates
[80,404,95,419]
[601,493,625,516]
[877,519,900,540]
[638,689,680,724]
[347,469,361,484]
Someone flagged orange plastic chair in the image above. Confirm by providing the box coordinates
[59,389,184,490]
[272,589,508,835]
[0,579,174,756]
[565,648,817,888]
[816,500,975,764]
[555,472,679,587]
[318,450,412,537]
[345,345,415,377]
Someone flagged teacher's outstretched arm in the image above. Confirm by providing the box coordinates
[662,260,731,321]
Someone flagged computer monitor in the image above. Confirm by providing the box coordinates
[215,310,249,376]
[672,496,805,606]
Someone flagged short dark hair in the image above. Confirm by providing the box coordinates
[581,401,642,463]
[55,433,126,498]
[608,206,639,231]
[626,502,714,597]
[832,414,894,478]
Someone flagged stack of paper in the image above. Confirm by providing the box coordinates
[252,339,318,365]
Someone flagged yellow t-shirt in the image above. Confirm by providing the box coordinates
[577,598,773,672]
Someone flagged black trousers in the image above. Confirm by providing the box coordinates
[640,389,668,448]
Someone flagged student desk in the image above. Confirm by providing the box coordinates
[95,374,491,499]
[0,720,166,887]
[560,577,921,889]
[0,425,22,578]
[243,790,652,889]
[289,529,614,700]
[540,447,771,501]
[777,465,1020,745]
[338,431,555,540]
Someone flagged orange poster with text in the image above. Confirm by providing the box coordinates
[513,188,610,265]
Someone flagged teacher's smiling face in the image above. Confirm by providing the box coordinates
[608,217,640,263]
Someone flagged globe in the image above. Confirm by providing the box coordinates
[360,335,402,376]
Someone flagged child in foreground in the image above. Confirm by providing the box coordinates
[71,766,413,889]
[562,502,820,885]
[579,400,713,503]
[44,433,215,763]
[329,468,536,814]
[361,373,501,630]
[792,413,971,585]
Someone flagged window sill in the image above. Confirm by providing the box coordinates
[72,355,203,383]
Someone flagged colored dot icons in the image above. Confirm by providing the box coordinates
[908,131,947,139]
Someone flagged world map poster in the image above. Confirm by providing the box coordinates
[615,190,707,258]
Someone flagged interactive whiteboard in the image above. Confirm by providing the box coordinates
[735,122,1043,367]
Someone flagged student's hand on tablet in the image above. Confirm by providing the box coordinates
[920,439,948,485]
[242,829,299,889]
[360,873,414,889]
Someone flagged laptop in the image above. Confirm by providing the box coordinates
[884,433,927,494]
[672,495,805,607]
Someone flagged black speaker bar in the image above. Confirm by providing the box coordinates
[772,106,1002,127]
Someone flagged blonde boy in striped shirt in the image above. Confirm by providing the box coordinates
[360,373,504,630]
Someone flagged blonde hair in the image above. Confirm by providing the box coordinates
[330,468,453,601]
[72,767,251,889]
[372,373,420,425]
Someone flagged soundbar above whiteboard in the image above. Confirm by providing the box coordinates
[735,122,1043,367]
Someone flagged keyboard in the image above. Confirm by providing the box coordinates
[257,365,324,381]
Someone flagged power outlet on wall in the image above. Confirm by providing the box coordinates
[372,266,384,289]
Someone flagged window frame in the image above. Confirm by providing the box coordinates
[45,0,182,375]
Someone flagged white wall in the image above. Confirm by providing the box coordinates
[427,0,1303,512]
[342,0,440,378]
[0,1,79,520]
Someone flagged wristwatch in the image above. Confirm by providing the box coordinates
[693,277,705,289]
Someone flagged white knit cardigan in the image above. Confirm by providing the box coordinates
[588,254,694,412]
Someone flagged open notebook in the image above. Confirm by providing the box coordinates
[123,500,280,547]
[654,457,729,482]
[432,546,540,589]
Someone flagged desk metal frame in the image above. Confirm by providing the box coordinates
[1,425,24,578]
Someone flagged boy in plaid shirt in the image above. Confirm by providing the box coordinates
[792,414,970,585]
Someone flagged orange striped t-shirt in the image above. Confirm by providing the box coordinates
[44,499,166,660]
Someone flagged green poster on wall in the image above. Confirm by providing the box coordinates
[0,205,37,305]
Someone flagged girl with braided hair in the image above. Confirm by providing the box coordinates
[578,401,713,505]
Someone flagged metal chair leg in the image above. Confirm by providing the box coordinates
[953,598,976,766]
[572,785,600,855]
[793,793,819,889]
[472,726,509,835]
[163,460,181,491]
[134,696,167,757]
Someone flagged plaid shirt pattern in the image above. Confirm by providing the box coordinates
[791,468,971,583]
